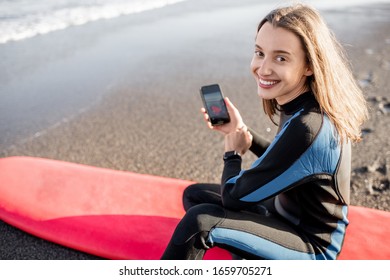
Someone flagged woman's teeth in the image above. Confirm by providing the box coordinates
[260,79,278,86]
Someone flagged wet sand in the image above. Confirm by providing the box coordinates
[1,1,389,259]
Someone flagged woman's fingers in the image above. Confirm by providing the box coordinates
[200,97,246,135]
[200,107,215,130]
[224,127,253,155]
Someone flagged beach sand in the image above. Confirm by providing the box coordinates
[1,0,389,259]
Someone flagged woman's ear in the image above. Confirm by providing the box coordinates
[304,66,313,77]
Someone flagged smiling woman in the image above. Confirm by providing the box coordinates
[161,3,369,260]
[251,22,313,105]
[255,5,368,141]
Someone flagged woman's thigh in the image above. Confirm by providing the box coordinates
[183,183,276,215]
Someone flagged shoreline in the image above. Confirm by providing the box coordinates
[1,1,389,259]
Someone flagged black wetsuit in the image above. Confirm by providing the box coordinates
[161,92,351,260]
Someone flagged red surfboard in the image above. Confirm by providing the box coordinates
[0,156,389,259]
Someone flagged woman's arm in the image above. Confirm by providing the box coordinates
[248,127,271,157]
[220,111,325,210]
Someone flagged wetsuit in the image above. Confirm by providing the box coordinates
[161,92,351,260]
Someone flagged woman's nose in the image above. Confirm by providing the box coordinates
[251,56,272,77]
[257,58,272,76]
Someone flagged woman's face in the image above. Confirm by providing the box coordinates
[250,22,313,105]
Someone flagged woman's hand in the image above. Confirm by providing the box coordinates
[201,97,253,155]
[201,97,245,135]
[224,126,253,155]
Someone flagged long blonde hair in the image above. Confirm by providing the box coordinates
[258,4,368,142]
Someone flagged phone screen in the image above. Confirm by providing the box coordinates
[200,84,230,125]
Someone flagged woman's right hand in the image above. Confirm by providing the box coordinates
[201,97,246,135]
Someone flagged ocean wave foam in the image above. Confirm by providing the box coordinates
[0,0,186,44]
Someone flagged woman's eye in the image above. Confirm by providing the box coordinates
[255,51,264,57]
[276,56,286,62]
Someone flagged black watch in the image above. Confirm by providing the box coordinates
[223,151,241,161]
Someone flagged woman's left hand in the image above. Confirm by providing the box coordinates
[224,126,253,155]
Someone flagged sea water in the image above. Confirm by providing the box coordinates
[1,0,390,45]
[0,0,187,44]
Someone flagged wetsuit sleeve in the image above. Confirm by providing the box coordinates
[221,127,270,186]
[248,127,271,157]
[221,112,322,210]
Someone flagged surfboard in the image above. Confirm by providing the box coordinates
[0,156,389,260]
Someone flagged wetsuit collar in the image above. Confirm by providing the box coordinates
[280,91,316,115]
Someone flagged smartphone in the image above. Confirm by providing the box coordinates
[200,84,230,126]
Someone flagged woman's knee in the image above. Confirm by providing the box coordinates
[183,183,200,199]
[182,183,200,210]
[182,183,221,211]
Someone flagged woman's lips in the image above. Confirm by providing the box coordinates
[259,78,280,88]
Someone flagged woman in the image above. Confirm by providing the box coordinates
[161,3,368,260]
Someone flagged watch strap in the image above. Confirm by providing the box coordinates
[223,150,241,161]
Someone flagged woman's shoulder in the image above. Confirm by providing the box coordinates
[282,101,322,132]
[277,106,329,150]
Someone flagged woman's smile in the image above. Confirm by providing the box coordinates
[258,78,280,88]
